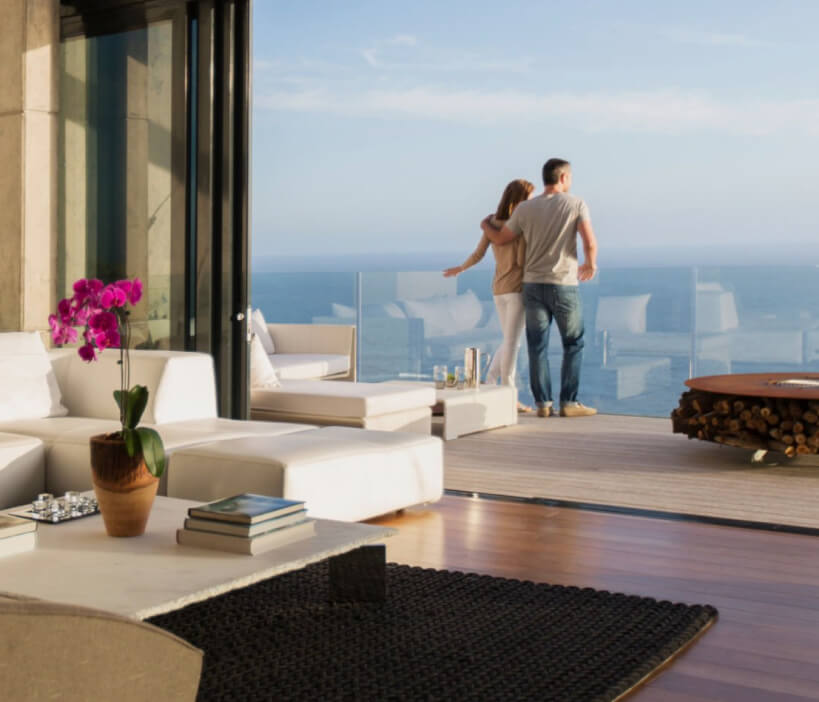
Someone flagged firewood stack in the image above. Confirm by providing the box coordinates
[671,390,819,457]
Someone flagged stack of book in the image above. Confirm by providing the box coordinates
[0,514,37,557]
[176,493,315,555]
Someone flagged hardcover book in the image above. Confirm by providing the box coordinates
[176,518,316,555]
[0,514,37,538]
[187,493,305,524]
[184,509,308,537]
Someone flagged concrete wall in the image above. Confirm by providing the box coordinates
[0,0,59,332]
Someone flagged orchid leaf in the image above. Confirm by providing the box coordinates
[122,427,138,457]
[136,427,165,478]
[125,385,149,429]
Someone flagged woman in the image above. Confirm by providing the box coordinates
[443,178,534,412]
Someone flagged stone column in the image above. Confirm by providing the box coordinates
[0,0,59,332]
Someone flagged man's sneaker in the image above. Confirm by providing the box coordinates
[559,402,597,417]
[536,406,551,418]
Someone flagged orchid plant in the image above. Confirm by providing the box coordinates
[49,277,166,478]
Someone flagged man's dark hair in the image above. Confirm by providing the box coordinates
[542,158,571,186]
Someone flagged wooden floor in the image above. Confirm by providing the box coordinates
[369,494,819,701]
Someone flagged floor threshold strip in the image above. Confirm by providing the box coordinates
[443,489,819,536]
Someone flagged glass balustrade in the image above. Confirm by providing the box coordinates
[252,265,819,418]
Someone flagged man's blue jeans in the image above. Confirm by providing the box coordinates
[523,283,585,407]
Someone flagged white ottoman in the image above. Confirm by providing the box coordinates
[250,380,436,433]
[166,427,444,522]
[0,433,45,510]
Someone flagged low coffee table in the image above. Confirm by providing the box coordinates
[385,381,517,440]
[0,495,395,619]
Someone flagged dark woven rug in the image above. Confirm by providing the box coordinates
[148,561,717,702]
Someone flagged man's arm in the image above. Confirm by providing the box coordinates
[577,219,598,282]
[480,216,519,245]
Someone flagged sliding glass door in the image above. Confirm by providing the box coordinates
[58,0,250,418]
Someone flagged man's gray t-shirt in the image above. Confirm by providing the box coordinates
[505,193,590,285]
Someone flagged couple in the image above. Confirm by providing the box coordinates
[444,158,598,418]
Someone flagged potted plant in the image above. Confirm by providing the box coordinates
[49,277,165,537]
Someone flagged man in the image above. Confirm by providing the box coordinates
[481,158,598,417]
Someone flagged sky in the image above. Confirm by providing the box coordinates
[250,0,819,265]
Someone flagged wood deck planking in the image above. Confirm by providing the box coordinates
[441,414,819,528]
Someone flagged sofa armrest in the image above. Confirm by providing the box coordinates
[267,324,356,380]
[0,592,203,701]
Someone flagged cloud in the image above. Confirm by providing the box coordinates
[257,86,819,136]
[358,34,529,73]
[361,34,418,68]
[361,48,379,67]
[662,28,774,48]
[386,34,417,47]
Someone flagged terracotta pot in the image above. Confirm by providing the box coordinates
[89,433,159,537]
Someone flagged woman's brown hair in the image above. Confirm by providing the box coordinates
[494,179,535,221]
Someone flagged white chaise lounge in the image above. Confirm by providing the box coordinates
[0,332,443,521]
[249,316,436,432]
[251,309,356,381]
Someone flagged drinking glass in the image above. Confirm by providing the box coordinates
[454,365,464,389]
[433,365,447,390]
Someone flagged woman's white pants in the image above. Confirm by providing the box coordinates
[485,292,525,387]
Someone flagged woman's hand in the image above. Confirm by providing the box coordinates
[443,266,462,278]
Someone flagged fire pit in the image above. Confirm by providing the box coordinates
[671,373,819,458]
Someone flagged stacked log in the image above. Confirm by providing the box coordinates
[671,390,819,457]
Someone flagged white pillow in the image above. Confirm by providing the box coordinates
[402,290,483,338]
[0,331,68,420]
[448,289,483,333]
[402,295,456,337]
[696,291,739,333]
[251,308,275,354]
[595,294,651,334]
[249,334,280,389]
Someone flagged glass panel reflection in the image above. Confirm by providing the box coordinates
[59,21,180,350]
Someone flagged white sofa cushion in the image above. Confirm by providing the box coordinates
[12,417,318,497]
[50,350,218,424]
[595,294,651,334]
[250,335,280,388]
[271,353,350,380]
[147,417,316,451]
[0,333,67,421]
[166,426,444,522]
[251,380,436,419]
[251,308,275,354]
[0,417,121,444]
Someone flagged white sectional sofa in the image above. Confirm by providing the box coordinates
[0,333,443,521]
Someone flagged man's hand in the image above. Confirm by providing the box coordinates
[480,215,498,233]
[578,263,598,282]
[481,215,518,245]
[443,266,462,278]
[577,220,598,282]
